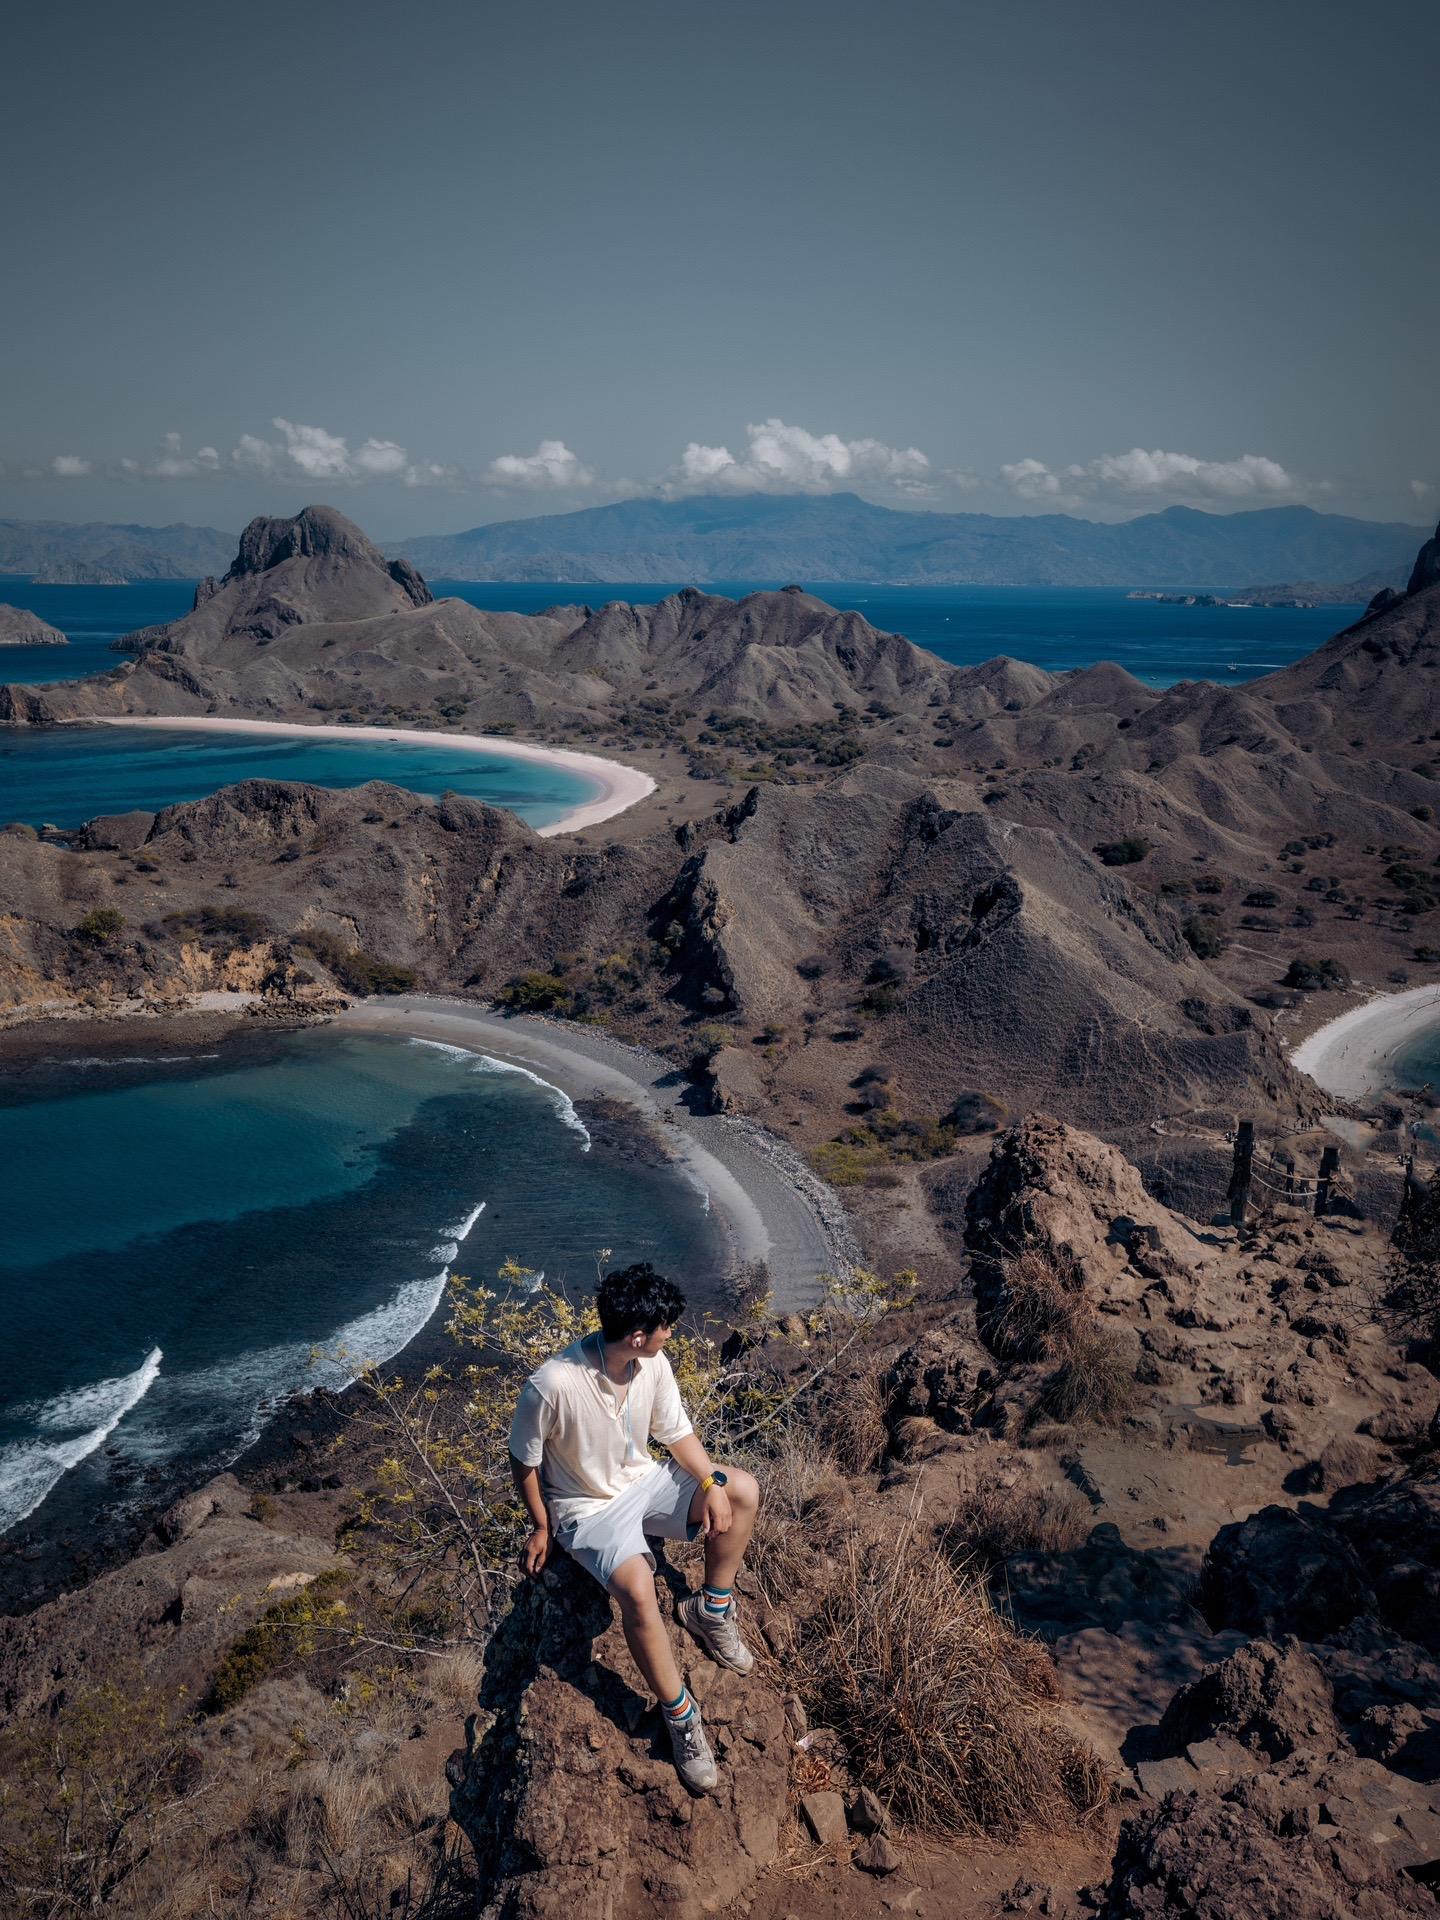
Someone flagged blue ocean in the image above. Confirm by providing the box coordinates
[0,1029,726,1545]
[0,724,597,832]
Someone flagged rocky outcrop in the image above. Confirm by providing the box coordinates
[1331,1470,1440,1652]
[224,505,433,609]
[1102,1778,1435,1919]
[1156,1639,1343,1763]
[447,1555,788,1919]
[0,1474,343,1719]
[1406,517,1440,599]
[0,603,66,645]
[887,1325,996,1433]
[1198,1506,1375,1640]
[964,1112,1204,1335]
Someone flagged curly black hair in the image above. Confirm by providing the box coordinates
[595,1262,687,1342]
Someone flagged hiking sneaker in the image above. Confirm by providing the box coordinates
[664,1702,718,1793]
[677,1591,756,1674]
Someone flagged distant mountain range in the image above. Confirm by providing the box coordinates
[0,518,235,582]
[396,493,1423,589]
[0,496,1422,590]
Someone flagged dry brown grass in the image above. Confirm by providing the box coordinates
[989,1248,1086,1362]
[427,1644,485,1716]
[741,1425,854,1605]
[940,1480,1092,1574]
[1039,1323,1136,1426]
[793,1516,1110,1841]
[987,1248,1136,1430]
[812,1363,890,1474]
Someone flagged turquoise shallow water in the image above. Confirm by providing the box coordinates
[0,1028,728,1539]
[0,576,1352,691]
[0,723,597,830]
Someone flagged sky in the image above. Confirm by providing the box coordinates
[2,0,1436,537]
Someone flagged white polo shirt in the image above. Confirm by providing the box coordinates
[508,1335,694,1529]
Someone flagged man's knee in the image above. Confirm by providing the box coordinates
[610,1562,660,1624]
[726,1466,760,1514]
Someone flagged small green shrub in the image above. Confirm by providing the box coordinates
[1183,916,1226,959]
[295,930,415,996]
[948,1091,1007,1135]
[496,970,571,1012]
[1094,836,1150,867]
[1282,956,1351,991]
[75,907,124,945]
[205,1568,350,1712]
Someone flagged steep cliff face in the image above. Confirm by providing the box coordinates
[0,604,67,646]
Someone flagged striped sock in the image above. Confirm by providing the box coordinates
[703,1584,732,1617]
[662,1686,696,1723]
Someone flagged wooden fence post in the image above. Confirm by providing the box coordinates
[1228,1120,1255,1228]
[1314,1144,1341,1218]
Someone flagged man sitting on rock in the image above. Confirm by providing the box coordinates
[508,1261,761,1794]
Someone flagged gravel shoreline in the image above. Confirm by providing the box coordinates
[336,995,855,1315]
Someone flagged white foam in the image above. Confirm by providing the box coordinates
[443,1201,486,1241]
[140,1194,489,1469]
[0,1347,162,1534]
[408,1035,591,1149]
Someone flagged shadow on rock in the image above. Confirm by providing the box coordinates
[448,1553,789,1920]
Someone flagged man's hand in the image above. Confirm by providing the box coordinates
[522,1524,551,1575]
[699,1484,732,1538]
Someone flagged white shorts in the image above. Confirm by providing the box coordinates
[555,1460,701,1590]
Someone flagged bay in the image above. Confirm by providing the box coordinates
[0,1028,727,1542]
[0,723,597,831]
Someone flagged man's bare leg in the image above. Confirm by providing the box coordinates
[688,1463,760,1592]
[608,1554,683,1701]
[609,1553,718,1792]
[678,1466,760,1673]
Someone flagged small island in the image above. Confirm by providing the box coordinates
[0,603,67,645]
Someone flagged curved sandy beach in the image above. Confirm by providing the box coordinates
[334,996,856,1316]
[1290,984,1440,1099]
[76,715,656,836]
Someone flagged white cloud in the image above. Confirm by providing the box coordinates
[229,419,465,488]
[999,446,1312,510]
[677,418,931,496]
[51,455,92,477]
[1413,479,1434,500]
[484,439,595,490]
[1000,456,1065,501]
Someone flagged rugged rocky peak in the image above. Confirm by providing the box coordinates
[964,1113,1203,1324]
[224,504,433,607]
[446,1555,789,1918]
[228,505,381,578]
[1407,515,1440,599]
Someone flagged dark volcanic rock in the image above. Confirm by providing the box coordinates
[1156,1638,1343,1763]
[1406,517,1440,599]
[448,1553,787,1920]
[887,1325,994,1432]
[1198,1506,1374,1639]
[1331,1470,1440,1652]
[1102,1780,1434,1919]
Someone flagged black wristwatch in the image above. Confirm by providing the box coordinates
[700,1469,728,1492]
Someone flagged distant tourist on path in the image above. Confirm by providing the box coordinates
[508,1262,760,1794]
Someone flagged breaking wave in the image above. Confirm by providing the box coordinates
[408,1036,591,1149]
[145,1200,488,1470]
[0,1347,163,1534]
